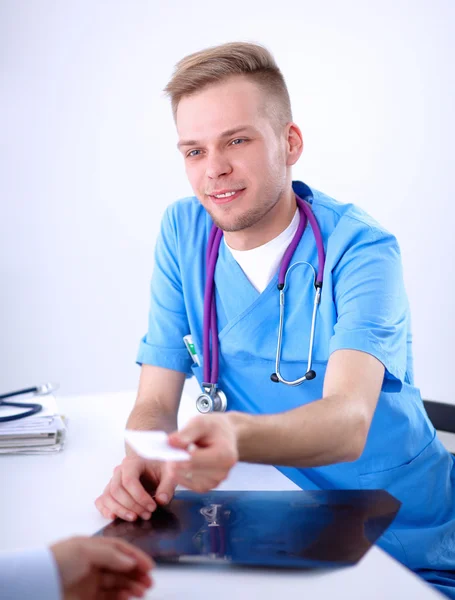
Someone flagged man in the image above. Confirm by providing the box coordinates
[1,535,154,599]
[96,42,455,597]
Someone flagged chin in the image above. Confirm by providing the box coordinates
[215,213,258,233]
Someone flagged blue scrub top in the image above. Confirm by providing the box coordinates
[137,181,455,595]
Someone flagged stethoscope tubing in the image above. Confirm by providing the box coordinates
[196,193,326,412]
[0,383,58,423]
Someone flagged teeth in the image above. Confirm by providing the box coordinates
[214,191,236,198]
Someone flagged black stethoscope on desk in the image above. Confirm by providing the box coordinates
[0,383,58,423]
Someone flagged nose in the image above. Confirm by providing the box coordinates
[205,150,232,179]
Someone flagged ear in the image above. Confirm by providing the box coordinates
[285,123,304,166]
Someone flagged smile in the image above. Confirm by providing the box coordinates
[208,189,245,204]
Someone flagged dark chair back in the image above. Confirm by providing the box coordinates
[423,400,455,434]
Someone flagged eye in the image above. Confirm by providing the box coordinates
[187,149,202,158]
[230,138,246,146]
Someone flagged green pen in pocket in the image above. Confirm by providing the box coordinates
[183,334,200,366]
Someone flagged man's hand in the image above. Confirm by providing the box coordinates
[167,414,239,492]
[50,536,154,600]
[95,456,176,521]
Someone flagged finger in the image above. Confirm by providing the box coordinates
[172,457,223,479]
[101,491,142,522]
[179,478,220,493]
[121,463,158,513]
[95,483,118,520]
[167,431,188,449]
[172,470,221,492]
[110,468,154,519]
[154,466,177,505]
[179,446,237,471]
[85,537,154,575]
[108,538,155,573]
[116,589,146,600]
[166,460,186,484]
[84,539,141,572]
[102,574,148,591]
[96,477,144,521]
[115,592,133,600]
[167,460,191,483]
[95,496,117,520]
[106,584,148,600]
[101,571,152,591]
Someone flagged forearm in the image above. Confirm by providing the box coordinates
[125,365,184,456]
[125,402,178,456]
[126,401,178,432]
[228,394,369,467]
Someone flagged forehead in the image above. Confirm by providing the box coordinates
[176,76,267,140]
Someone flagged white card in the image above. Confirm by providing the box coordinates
[124,430,190,461]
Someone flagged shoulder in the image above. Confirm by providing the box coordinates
[157,196,211,260]
[163,196,210,237]
[307,186,400,259]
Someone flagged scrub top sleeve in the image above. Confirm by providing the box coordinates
[137,206,193,374]
[0,547,62,600]
[328,225,409,392]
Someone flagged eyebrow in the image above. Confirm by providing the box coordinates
[177,126,253,149]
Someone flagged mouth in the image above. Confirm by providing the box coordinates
[207,188,245,205]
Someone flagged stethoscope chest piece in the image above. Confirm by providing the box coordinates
[196,384,228,413]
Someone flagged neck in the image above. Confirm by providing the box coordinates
[224,187,297,251]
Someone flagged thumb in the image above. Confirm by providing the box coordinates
[168,416,208,449]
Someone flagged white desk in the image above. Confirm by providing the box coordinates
[0,388,444,599]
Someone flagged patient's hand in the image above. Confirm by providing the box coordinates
[95,456,176,521]
[51,536,154,600]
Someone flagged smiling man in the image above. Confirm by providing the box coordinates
[96,42,455,597]
[176,75,298,250]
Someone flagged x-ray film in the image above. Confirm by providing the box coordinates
[95,490,400,569]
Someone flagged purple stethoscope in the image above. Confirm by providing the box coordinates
[196,193,326,413]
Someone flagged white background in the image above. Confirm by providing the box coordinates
[1,0,454,402]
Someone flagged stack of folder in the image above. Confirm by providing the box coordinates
[0,393,67,454]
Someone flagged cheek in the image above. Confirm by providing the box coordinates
[246,142,278,173]
[232,149,263,180]
[266,140,285,168]
[261,144,287,186]
[185,162,203,192]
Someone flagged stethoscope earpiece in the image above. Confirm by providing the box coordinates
[270,370,316,384]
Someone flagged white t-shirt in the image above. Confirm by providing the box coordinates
[225,209,300,293]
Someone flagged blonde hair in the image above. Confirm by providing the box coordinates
[164,42,292,126]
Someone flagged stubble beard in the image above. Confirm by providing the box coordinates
[206,189,283,233]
